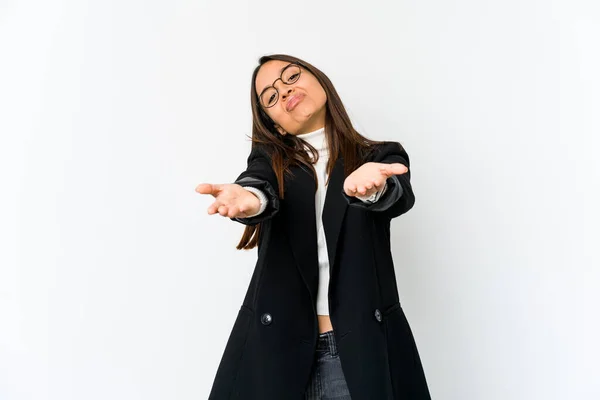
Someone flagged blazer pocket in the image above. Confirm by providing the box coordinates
[382,302,430,399]
[209,305,254,399]
[382,301,402,317]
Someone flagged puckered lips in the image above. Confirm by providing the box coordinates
[285,93,305,111]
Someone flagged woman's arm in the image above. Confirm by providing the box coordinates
[230,146,280,225]
[343,141,415,219]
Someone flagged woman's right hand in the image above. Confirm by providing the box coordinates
[195,183,261,218]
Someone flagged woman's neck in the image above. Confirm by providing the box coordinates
[296,126,327,155]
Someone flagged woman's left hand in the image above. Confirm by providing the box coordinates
[343,162,408,197]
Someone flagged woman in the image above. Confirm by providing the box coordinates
[196,54,431,399]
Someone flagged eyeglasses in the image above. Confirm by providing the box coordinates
[257,63,302,108]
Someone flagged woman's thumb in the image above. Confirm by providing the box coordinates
[195,183,223,195]
[379,163,408,176]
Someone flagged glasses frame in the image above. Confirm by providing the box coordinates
[257,63,303,109]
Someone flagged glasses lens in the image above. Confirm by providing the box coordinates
[261,87,278,108]
[282,65,301,84]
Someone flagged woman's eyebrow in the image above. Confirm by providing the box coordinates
[260,65,290,94]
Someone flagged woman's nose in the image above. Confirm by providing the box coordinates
[274,81,293,98]
[280,87,293,101]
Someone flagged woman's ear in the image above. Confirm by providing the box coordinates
[274,125,287,136]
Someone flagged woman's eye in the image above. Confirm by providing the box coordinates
[288,73,299,81]
[269,94,276,104]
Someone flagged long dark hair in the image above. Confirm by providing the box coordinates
[237,54,384,250]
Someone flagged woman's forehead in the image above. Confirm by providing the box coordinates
[255,60,290,92]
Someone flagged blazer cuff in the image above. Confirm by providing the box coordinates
[354,181,388,204]
[343,175,403,212]
[231,176,279,225]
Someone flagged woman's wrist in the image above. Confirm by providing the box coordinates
[242,186,268,217]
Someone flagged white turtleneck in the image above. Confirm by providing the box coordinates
[242,127,387,315]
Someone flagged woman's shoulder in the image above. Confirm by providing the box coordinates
[246,144,274,163]
[364,140,408,162]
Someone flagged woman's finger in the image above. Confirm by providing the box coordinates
[207,200,222,215]
[218,205,228,216]
[344,185,355,196]
[227,205,240,218]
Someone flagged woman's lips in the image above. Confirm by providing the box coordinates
[286,94,304,111]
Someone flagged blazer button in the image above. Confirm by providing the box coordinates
[261,313,273,325]
[374,308,382,322]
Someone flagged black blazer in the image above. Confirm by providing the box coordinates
[209,141,431,399]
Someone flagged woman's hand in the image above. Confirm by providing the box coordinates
[343,162,409,197]
[195,183,261,218]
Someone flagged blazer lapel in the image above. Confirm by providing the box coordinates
[322,156,349,276]
[284,157,349,308]
[284,164,320,306]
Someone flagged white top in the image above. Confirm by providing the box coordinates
[242,127,387,315]
[296,127,333,315]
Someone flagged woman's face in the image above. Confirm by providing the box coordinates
[255,60,327,136]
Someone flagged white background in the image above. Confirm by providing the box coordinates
[1,0,599,399]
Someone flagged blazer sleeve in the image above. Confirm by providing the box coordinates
[230,146,280,226]
[342,141,415,219]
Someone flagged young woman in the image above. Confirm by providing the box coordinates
[196,54,431,399]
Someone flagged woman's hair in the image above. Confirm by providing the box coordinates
[237,54,385,250]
